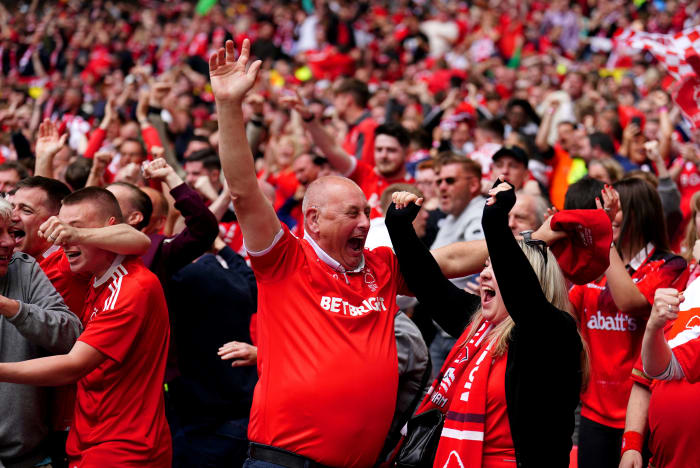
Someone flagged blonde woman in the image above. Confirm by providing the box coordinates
[386,178,585,468]
[681,190,700,287]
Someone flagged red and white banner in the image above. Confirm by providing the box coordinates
[614,26,700,80]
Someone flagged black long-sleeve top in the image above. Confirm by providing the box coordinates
[386,189,583,468]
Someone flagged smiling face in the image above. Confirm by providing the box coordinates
[374,134,406,179]
[0,217,16,277]
[479,258,509,324]
[58,201,114,275]
[9,187,53,259]
[307,179,370,270]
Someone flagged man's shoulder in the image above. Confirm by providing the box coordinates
[9,251,39,273]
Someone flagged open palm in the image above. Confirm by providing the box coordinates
[35,119,67,160]
[209,38,262,103]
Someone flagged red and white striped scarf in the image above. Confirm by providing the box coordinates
[415,321,495,468]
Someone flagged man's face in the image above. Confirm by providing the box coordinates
[508,195,539,236]
[292,155,320,186]
[332,92,351,120]
[374,134,406,178]
[415,168,437,201]
[491,156,527,190]
[106,185,140,229]
[436,163,476,216]
[557,123,576,153]
[9,187,53,258]
[0,217,17,277]
[58,202,110,275]
[119,141,146,166]
[184,160,220,190]
[314,183,371,270]
[0,169,21,194]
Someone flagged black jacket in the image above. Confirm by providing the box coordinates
[385,188,583,468]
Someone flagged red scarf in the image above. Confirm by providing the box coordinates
[415,321,496,468]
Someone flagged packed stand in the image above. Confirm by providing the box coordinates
[1,1,700,468]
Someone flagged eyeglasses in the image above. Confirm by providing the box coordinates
[520,230,548,266]
[435,176,476,186]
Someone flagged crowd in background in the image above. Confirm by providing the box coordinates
[1,0,700,468]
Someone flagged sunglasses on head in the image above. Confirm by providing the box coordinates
[520,230,549,266]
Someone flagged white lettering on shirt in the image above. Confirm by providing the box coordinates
[319,295,388,317]
[586,310,638,332]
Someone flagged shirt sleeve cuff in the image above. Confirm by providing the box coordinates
[245,229,285,257]
[645,353,686,381]
[343,156,357,178]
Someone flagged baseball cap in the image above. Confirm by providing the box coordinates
[549,209,613,285]
[492,146,529,167]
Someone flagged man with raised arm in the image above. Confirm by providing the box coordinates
[210,39,410,468]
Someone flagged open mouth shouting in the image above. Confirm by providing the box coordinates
[481,286,497,305]
[347,236,365,253]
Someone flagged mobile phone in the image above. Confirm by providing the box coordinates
[631,116,642,127]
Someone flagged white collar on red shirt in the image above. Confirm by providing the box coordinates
[628,242,654,271]
[93,254,126,288]
[303,231,365,274]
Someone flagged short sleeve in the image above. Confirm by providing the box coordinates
[248,224,305,283]
[348,159,373,184]
[78,282,150,363]
[636,256,689,306]
[630,356,653,388]
[670,329,700,383]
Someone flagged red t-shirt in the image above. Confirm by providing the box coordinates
[483,354,516,465]
[568,249,688,428]
[630,306,700,468]
[39,249,91,432]
[66,256,171,467]
[342,114,378,168]
[247,226,406,467]
[349,160,415,219]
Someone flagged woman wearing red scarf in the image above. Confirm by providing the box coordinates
[386,178,585,467]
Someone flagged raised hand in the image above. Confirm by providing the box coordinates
[142,157,182,188]
[278,89,313,120]
[648,288,684,332]
[209,38,262,104]
[35,119,67,161]
[392,191,424,210]
[595,184,620,222]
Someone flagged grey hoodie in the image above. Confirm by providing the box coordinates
[0,252,82,468]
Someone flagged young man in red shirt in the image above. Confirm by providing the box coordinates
[0,187,171,467]
[211,39,409,468]
[281,93,414,218]
[334,78,378,167]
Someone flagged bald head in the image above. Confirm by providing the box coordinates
[302,176,365,215]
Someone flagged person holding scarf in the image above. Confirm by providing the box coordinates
[386,177,585,467]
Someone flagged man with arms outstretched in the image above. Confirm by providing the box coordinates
[210,39,410,468]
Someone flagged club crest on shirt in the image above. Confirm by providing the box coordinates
[364,269,378,292]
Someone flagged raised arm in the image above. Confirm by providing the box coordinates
[34,119,67,178]
[482,180,553,324]
[210,39,280,252]
[39,218,151,256]
[279,91,355,175]
[641,288,683,378]
[386,192,480,337]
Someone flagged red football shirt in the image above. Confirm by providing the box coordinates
[342,114,378,168]
[568,249,688,428]
[348,159,415,219]
[630,305,700,468]
[66,256,171,467]
[247,225,406,467]
[39,249,91,431]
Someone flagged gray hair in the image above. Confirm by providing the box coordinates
[0,197,13,224]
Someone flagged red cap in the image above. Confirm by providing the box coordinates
[549,209,612,285]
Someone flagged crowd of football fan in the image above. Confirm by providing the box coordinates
[1,1,700,468]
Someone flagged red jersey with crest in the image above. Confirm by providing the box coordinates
[348,159,415,219]
[66,256,171,467]
[247,225,407,467]
[568,248,688,428]
[630,277,700,468]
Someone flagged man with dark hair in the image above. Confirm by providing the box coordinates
[183,149,223,202]
[0,186,172,467]
[564,176,606,210]
[63,157,92,191]
[490,146,530,190]
[118,137,148,166]
[281,93,414,218]
[106,182,153,231]
[0,161,29,194]
[333,78,378,166]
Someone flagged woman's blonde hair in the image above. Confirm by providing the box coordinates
[682,190,700,262]
[464,241,590,385]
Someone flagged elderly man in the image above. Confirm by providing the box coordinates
[210,39,409,468]
[0,187,171,467]
[0,196,82,468]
